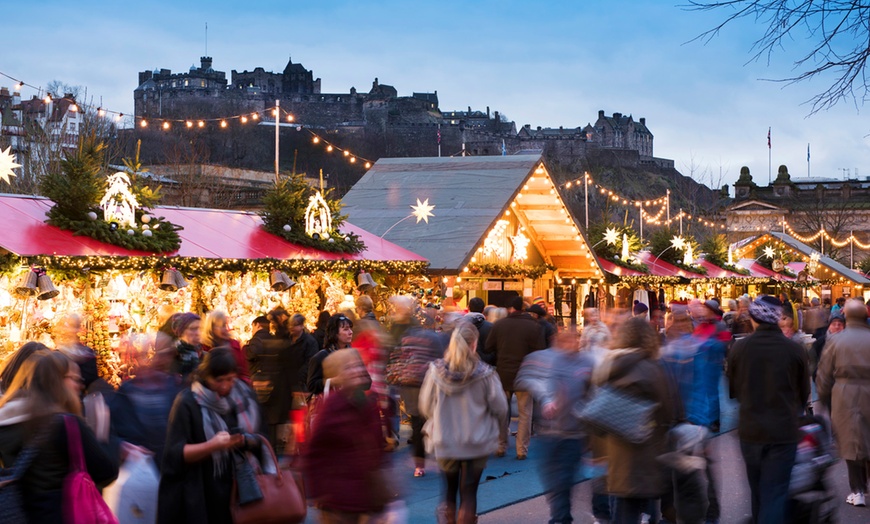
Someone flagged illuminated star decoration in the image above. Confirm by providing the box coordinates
[410,198,435,224]
[670,235,686,251]
[810,252,821,263]
[603,227,620,246]
[0,146,21,185]
[511,231,530,261]
[763,246,776,260]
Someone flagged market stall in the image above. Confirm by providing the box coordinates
[341,155,604,325]
[0,194,427,384]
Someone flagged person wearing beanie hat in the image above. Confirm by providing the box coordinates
[817,299,870,507]
[727,295,809,523]
[170,312,202,383]
[632,300,649,317]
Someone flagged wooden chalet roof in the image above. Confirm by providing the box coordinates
[341,155,602,277]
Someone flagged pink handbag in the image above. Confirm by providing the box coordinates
[62,416,118,524]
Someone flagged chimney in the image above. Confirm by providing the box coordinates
[613,112,622,119]
[200,56,213,70]
[598,110,604,119]
[524,124,531,129]
[494,111,499,122]
[639,117,645,125]
[468,106,472,114]
[486,106,490,118]
[139,71,153,85]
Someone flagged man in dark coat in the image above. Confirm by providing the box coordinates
[485,296,544,459]
[465,297,494,365]
[727,295,810,524]
[244,313,299,449]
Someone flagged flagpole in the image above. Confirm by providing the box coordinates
[584,172,589,230]
[768,127,771,185]
[807,143,810,178]
[437,123,441,158]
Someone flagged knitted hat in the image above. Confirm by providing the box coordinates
[748,296,783,325]
[532,296,546,306]
[829,312,846,325]
[633,300,649,315]
[702,299,723,317]
[171,312,200,338]
[527,304,547,317]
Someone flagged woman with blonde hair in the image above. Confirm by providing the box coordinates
[420,321,508,524]
[0,350,118,521]
[201,310,250,383]
[596,316,675,524]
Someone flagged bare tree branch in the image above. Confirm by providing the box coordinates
[684,1,870,113]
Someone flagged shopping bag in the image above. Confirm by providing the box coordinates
[103,451,160,524]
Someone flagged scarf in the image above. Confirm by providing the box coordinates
[191,380,260,476]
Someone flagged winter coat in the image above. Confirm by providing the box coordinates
[386,327,444,387]
[727,323,810,444]
[303,391,385,513]
[595,348,675,498]
[816,320,870,460]
[203,339,250,383]
[660,333,725,428]
[419,360,508,460]
[485,312,545,390]
[515,348,594,438]
[245,330,298,424]
[0,405,118,523]
[465,312,494,365]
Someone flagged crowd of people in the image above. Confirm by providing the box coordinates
[0,290,868,524]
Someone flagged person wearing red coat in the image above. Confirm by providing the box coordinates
[201,310,250,384]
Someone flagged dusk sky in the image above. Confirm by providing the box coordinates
[5,0,869,191]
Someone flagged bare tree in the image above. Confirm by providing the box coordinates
[787,185,859,260]
[685,1,870,113]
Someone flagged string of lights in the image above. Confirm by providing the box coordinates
[734,236,865,284]
[1,69,373,169]
[781,220,870,249]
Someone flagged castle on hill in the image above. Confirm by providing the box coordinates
[133,55,672,169]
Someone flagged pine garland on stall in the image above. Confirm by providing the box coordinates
[260,173,365,254]
[40,135,181,253]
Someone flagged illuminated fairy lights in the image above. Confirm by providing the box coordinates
[780,219,870,250]
[734,235,863,282]
[1,69,373,170]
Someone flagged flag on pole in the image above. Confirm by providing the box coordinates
[767,127,771,149]
[807,143,810,161]
[437,125,441,144]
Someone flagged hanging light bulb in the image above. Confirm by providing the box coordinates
[185,121,193,128]
[349,157,357,163]
[97,107,106,117]
[69,104,78,112]
[326,145,333,152]
[343,150,350,157]
[220,120,228,128]
[241,116,248,123]
[313,136,320,144]
[252,112,259,120]
[14,82,23,91]
[115,113,123,121]
[286,114,294,122]
[43,94,51,104]
[364,162,371,169]
[197,120,205,128]
[162,121,170,130]
[139,119,148,128]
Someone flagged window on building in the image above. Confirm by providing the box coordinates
[184,79,189,87]
[201,80,206,87]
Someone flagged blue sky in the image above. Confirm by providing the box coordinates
[5,0,869,190]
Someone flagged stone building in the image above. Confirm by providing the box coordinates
[725,164,870,260]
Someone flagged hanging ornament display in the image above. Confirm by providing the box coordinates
[482,220,511,259]
[621,233,630,261]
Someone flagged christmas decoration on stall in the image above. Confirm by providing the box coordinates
[40,136,181,253]
[588,222,648,273]
[0,146,21,184]
[465,263,554,280]
[753,242,796,276]
[700,234,750,275]
[410,198,435,224]
[647,229,706,275]
[261,170,364,254]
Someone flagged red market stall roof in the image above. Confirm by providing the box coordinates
[736,258,796,281]
[695,258,747,278]
[634,251,707,279]
[598,258,647,277]
[0,194,426,262]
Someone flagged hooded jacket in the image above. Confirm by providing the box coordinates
[419,360,508,460]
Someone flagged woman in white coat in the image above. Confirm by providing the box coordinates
[420,321,508,524]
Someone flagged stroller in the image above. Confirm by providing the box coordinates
[790,415,837,523]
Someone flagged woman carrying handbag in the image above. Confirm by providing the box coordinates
[158,347,265,524]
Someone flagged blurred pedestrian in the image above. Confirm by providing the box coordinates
[53,313,99,390]
[817,299,870,507]
[728,295,809,524]
[0,341,50,394]
[516,329,593,524]
[170,312,202,384]
[596,316,674,524]
[201,310,250,384]
[465,297,494,366]
[0,351,118,521]
[304,348,390,522]
[485,296,544,460]
[312,310,331,351]
[308,313,354,395]
[420,321,508,524]
[158,347,264,524]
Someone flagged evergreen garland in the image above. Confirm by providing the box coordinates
[467,263,555,280]
[260,173,365,254]
[40,135,181,253]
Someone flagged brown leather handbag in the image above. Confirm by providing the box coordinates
[231,437,306,524]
